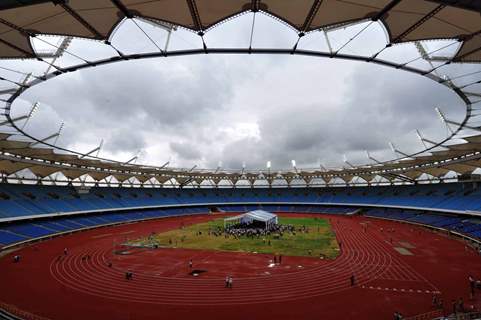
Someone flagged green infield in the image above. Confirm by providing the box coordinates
[129,216,339,258]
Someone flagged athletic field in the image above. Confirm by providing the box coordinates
[129,216,339,258]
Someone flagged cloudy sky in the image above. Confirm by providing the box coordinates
[4,12,475,171]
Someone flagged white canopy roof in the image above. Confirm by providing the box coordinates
[224,210,277,223]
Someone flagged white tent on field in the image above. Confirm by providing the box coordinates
[224,210,278,230]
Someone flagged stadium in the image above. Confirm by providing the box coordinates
[0,1,480,319]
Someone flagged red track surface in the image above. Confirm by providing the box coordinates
[1,213,481,320]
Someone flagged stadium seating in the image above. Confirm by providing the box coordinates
[0,182,480,221]
[0,206,208,246]
[363,207,481,240]
[2,181,481,248]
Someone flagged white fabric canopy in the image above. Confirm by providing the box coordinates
[224,210,278,230]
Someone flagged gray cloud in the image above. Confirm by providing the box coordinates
[217,61,465,169]
[169,141,203,161]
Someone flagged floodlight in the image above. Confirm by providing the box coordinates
[415,129,423,141]
[29,102,39,117]
[435,107,446,122]
[388,142,396,153]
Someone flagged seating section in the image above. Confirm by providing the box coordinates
[0,207,207,247]
[0,204,356,248]
[2,182,481,248]
[0,182,480,221]
[1,202,481,249]
[218,205,356,214]
[364,208,481,240]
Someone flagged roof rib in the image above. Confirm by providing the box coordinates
[0,37,33,57]
[110,0,133,19]
[251,0,260,12]
[186,0,203,33]
[301,0,324,33]
[392,4,446,43]
[59,3,103,39]
[372,0,402,21]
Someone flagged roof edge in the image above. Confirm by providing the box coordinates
[426,0,481,12]
[0,0,55,11]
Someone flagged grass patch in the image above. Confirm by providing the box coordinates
[129,216,339,258]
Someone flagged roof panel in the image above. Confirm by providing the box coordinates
[447,143,481,151]
[0,0,52,11]
[429,149,472,158]
[68,0,123,38]
[442,163,476,174]
[310,0,387,31]
[0,2,94,39]
[0,0,478,60]
[113,174,131,182]
[0,30,33,58]
[88,171,111,181]
[402,170,424,179]
[384,0,441,42]
[62,169,86,179]
[455,33,481,62]
[195,0,247,30]
[39,154,79,162]
[262,0,314,30]
[0,160,31,174]
[28,165,59,177]
[136,175,153,183]
[395,6,479,42]
[0,140,31,150]
[463,134,481,144]
[6,148,54,157]
[423,167,450,177]
[123,0,194,30]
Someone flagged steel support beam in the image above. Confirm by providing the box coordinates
[392,4,446,43]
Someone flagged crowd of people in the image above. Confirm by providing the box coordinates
[222,223,305,239]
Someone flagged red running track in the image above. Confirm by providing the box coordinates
[0,213,481,320]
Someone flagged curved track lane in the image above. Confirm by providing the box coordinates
[48,216,426,306]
